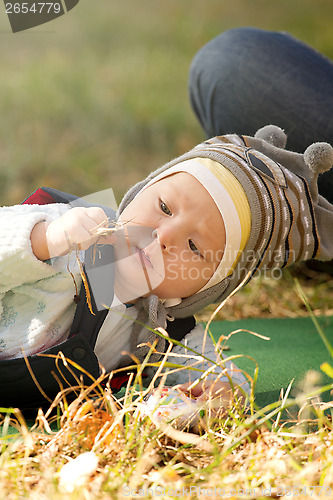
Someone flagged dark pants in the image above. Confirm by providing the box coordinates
[188,27,333,203]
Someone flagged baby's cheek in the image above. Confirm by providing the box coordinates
[164,261,180,281]
[200,264,216,283]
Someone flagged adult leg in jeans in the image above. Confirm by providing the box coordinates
[189,27,333,202]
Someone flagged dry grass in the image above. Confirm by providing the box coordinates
[1,369,333,499]
[196,266,333,323]
[1,274,333,499]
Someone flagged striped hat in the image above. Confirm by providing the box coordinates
[119,125,333,319]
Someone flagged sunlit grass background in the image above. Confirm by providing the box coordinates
[0,0,333,208]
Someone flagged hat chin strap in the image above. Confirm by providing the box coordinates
[161,297,182,308]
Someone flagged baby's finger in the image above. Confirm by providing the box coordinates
[80,207,110,234]
[67,208,109,250]
[176,381,205,398]
[99,233,117,246]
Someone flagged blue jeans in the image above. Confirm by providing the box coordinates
[189,27,333,202]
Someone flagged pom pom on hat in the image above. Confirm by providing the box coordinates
[254,124,287,149]
[303,142,333,174]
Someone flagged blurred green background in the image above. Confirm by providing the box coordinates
[0,0,332,206]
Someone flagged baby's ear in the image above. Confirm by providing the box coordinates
[254,124,287,149]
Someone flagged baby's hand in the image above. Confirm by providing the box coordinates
[31,207,112,260]
[177,379,244,415]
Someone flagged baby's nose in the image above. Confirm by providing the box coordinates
[152,228,170,251]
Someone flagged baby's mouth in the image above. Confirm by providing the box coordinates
[135,246,153,269]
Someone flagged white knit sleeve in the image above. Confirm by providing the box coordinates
[0,203,69,292]
[161,323,250,395]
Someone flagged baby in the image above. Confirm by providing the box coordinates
[1,125,332,413]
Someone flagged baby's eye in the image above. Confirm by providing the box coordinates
[189,239,203,257]
[160,199,172,216]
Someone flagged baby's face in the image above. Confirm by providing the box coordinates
[115,172,225,302]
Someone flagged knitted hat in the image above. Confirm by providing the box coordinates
[118,125,333,322]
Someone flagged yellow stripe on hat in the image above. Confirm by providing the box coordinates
[200,158,251,273]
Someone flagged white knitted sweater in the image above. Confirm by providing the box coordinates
[0,203,249,393]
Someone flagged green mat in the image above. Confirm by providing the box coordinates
[208,316,333,408]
